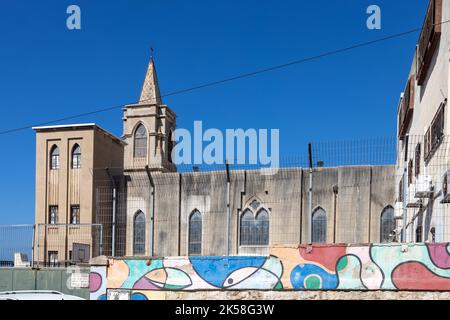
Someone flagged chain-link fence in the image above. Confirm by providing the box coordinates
[0,225,34,267]
[93,136,437,258]
[34,223,103,268]
[5,136,450,261]
[0,224,103,268]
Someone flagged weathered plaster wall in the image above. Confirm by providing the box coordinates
[90,243,450,300]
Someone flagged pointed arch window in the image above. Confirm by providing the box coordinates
[134,124,147,158]
[133,211,146,255]
[71,144,81,169]
[240,208,269,246]
[188,210,202,255]
[50,145,60,170]
[312,207,327,243]
[380,206,395,243]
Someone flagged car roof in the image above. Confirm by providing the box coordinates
[0,290,84,300]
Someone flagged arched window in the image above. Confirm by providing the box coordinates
[380,206,395,243]
[50,145,60,170]
[312,207,327,243]
[240,209,269,246]
[134,124,147,158]
[72,144,81,169]
[133,211,146,255]
[188,210,202,255]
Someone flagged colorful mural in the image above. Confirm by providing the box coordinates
[90,243,450,300]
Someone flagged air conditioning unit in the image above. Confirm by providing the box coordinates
[406,186,423,208]
[442,170,450,203]
[414,175,433,198]
[394,202,403,220]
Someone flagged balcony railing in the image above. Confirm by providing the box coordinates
[398,76,415,139]
[417,0,442,85]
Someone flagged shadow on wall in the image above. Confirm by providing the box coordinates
[90,243,450,300]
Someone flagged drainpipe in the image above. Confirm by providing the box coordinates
[307,143,313,244]
[145,166,155,256]
[402,136,408,243]
[106,168,117,257]
[226,161,231,256]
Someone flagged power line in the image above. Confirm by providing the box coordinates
[1,19,449,136]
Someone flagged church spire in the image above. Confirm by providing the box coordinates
[139,48,162,105]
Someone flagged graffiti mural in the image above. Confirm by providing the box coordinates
[90,266,107,300]
[90,243,450,299]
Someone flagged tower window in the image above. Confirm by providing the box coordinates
[134,124,147,158]
[50,145,60,170]
[72,144,81,169]
[70,205,80,225]
[49,206,58,225]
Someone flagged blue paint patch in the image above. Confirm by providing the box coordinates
[189,256,266,288]
[131,292,148,300]
[97,294,107,300]
[290,264,338,290]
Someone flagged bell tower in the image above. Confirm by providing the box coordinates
[123,52,176,172]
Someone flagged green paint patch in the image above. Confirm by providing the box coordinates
[337,256,348,272]
[304,275,321,289]
[274,281,283,290]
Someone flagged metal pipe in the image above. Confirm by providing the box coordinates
[226,161,231,256]
[31,224,36,268]
[402,136,408,243]
[106,168,117,257]
[308,143,313,244]
[145,166,155,256]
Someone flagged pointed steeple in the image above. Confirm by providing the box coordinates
[139,49,162,105]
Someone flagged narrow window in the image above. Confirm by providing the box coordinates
[188,210,202,255]
[133,211,146,255]
[72,144,81,169]
[70,205,80,225]
[380,206,395,243]
[50,145,60,170]
[312,207,327,243]
[48,251,59,267]
[134,124,147,158]
[49,206,58,225]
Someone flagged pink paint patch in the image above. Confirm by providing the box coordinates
[427,243,450,269]
[89,272,102,293]
[299,245,347,272]
[392,262,450,290]
[133,276,161,290]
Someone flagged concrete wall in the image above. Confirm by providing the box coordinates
[0,267,90,299]
[123,165,396,257]
[90,242,450,300]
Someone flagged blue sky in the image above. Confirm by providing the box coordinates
[0,0,429,224]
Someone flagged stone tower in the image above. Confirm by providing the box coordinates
[123,53,176,172]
